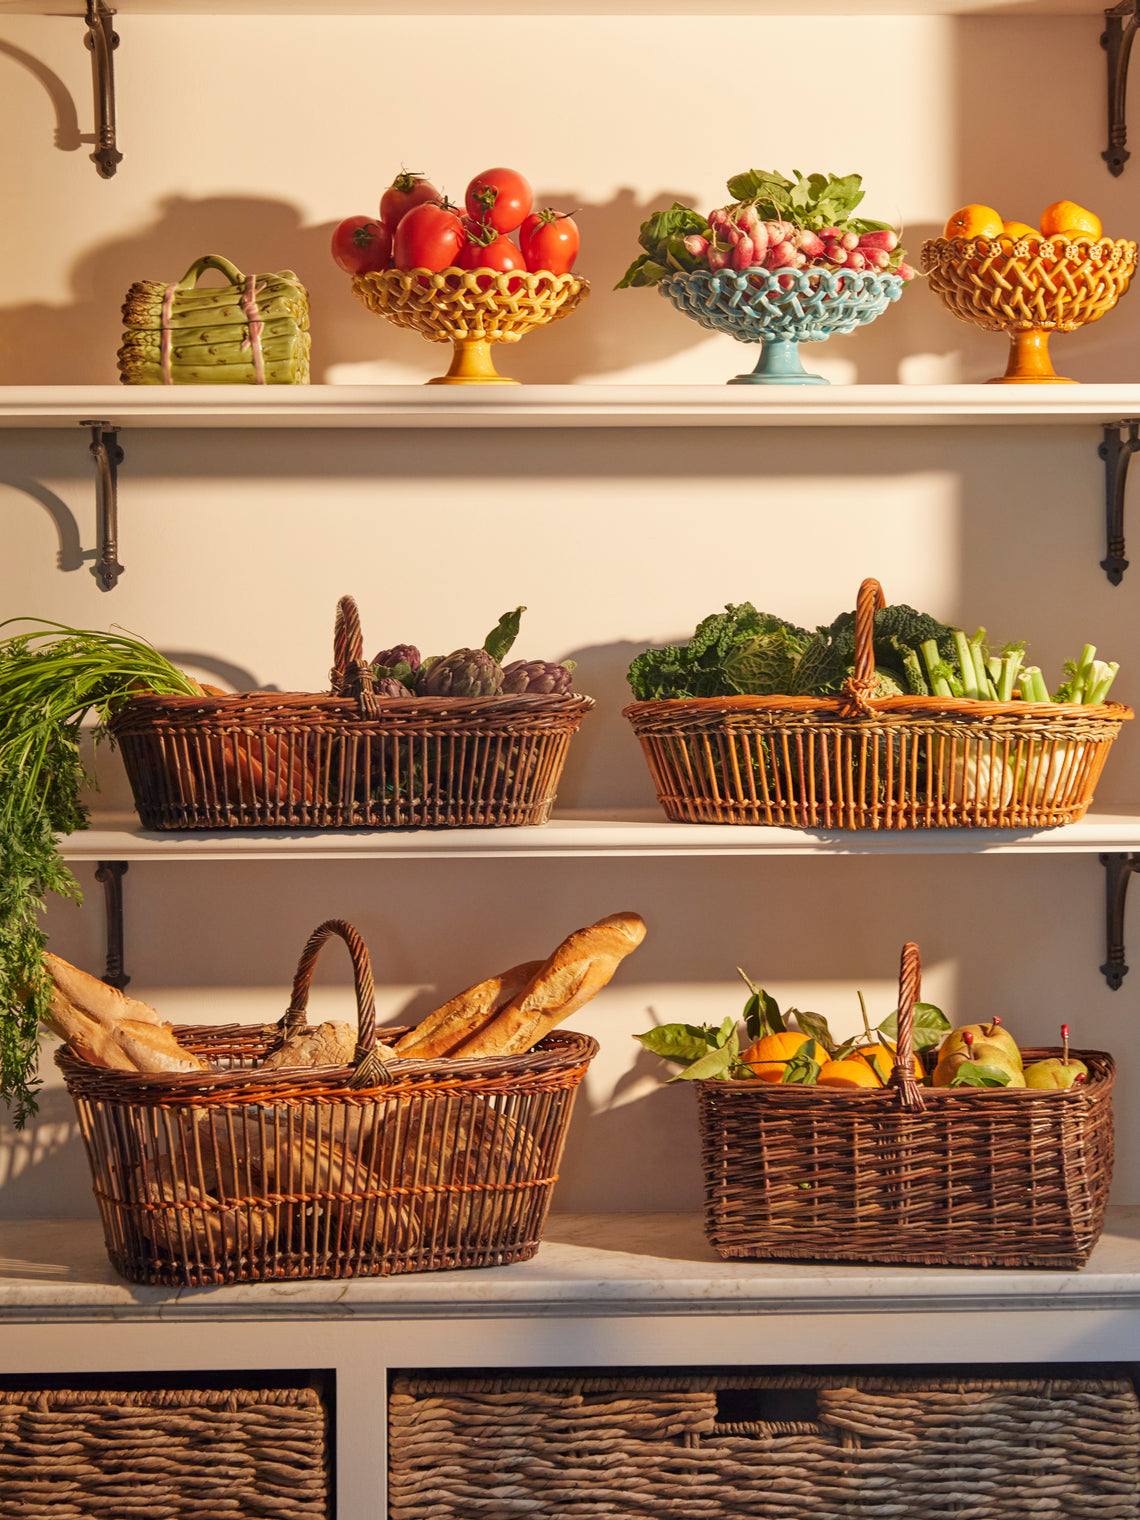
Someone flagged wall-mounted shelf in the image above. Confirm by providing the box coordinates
[0,1,1119,15]
[61,807,1140,861]
[7,384,1140,431]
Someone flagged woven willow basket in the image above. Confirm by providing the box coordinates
[110,594,592,829]
[698,942,1115,1270]
[351,266,588,383]
[623,577,1131,829]
[921,234,1137,382]
[0,1382,329,1518]
[56,920,597,1286]
[388,1367,1140,1520]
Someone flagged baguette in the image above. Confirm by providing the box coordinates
[394,960,544,1061]
[451,911,647,1060]
[42,952,208,1074]
[44,952,163,1029]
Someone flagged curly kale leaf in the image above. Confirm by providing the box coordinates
[793,604,960,697]
[627,605,812,700]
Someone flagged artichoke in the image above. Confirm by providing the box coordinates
[501,659,576,695]
[417,648,505,698]
[373,676,415,698]
[372,643,421,672]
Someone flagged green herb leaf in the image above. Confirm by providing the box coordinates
[949,1061,1013,1088]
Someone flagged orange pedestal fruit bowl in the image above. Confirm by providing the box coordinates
[352,267,588,384]
[920,234,1137,383]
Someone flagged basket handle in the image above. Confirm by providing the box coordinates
[279,918,391,1089]
[329,594,380,718]
[890,941,926,1111]
[176,254,247,290]
[838,578,886,717]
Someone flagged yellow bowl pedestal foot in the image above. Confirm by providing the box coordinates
[427,337,518,385]
[987,327,1075,384]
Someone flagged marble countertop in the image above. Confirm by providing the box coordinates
[4,1211,1140,1321]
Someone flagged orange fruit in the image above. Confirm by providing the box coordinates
[1040,200,1101,239]
[739,1030,817,1083]
[849,1044,924,1084]
[817,1057,882,1089]
[999,220,1040,243]
[943,204,1003,240]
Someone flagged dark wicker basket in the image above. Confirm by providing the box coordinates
[697,942,1115,1269]
[56,920,596,1286]
[0,1382,329,1518]
[623,577,1132,828]
[110,595,593,829]
[388,1368,1140,1519]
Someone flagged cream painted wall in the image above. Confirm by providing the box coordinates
[1,11,1138,1219]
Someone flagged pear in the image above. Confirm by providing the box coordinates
[1024,1023,1088,1090]
[1024,1057,1088,1090]
[932,1039,1026,1089]
[938,1018,1023,1071]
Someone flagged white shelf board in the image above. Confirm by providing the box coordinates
[4,1211,1140,1322]
[58,807,1140,861]
[0,1,1114,13]
[5,384,1140,431]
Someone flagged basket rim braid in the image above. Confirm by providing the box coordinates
[109,594,593,830]
[658,265,904,344]
[351,266,589,344]
[623,575,1132,829]
[696,942,1116,1270]
[921,234,1137,332]
[55,920,598,1285]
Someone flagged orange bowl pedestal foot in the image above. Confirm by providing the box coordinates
[987,327,1074,385]
[427,337,517,385]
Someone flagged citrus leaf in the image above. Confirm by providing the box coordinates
[743,986,785,1042]
[634,1023,719,1066]
[789,1008,835,1057]
[949,1061,1012,1088]
[878,1002,949,1049]
[669,1045,738,1082]
[780,1041,824,1084]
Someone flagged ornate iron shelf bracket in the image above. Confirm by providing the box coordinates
[1100,852,1140,988]
[95,861,130,990]
[82,419,124,590]
[1103,0,1140,175]
[84,0,121,178]
[1098,419,1139,583]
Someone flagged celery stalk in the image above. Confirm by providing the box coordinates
[1087,661,1120,705]
[954,632,980,698]
[997,651,1021,703]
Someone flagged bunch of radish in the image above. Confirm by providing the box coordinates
[693,205,914,280]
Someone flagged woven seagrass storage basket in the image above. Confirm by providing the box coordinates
[56,919,596,1286]
[0,1380,329,1519]
[388,1367,1140,1520]
[110,594,592,829]
[698,942,1114,1270]
[623,577,1131,828]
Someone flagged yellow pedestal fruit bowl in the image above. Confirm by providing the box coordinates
[352,267,589,384]
[921,233,1137,383]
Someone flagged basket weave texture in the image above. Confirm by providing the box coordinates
[698,942,1114,1269]
[0,1384,329,1518]
[921,235,1137,332]
[623,577,1131,828]
[388,1368,1140,1519]
[56,920,596,1286]
[110,595,592,830]
[351,267,587,343]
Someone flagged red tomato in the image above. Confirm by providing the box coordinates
[464,167,533,235]
[392,203,466,272]
[520,209,580,275]
[330,215,393,275]
[379,172,441,232]
[458,234,527,275]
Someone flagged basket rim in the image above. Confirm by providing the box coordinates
[54,1025,600,1105]
[623,693,1133,722]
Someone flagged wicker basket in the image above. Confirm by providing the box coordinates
[698,942,1114,1269]
[56,919,597,1286]
[623,577,1131,828]
[110,595,593,829]
[0,1381,329,1518]
[388,1367,1140,1520]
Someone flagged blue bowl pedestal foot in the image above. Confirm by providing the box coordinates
[728,337,829,386]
